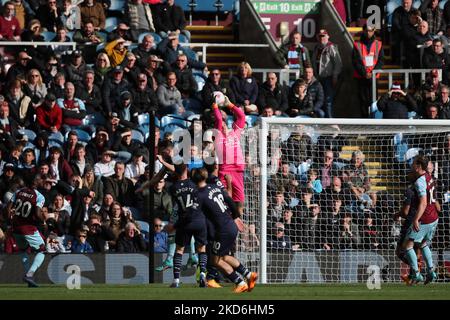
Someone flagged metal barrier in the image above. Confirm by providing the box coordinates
[371,68,434,103]
[0,41,77,51]
[180,42,269,64]
[228,68,300,85]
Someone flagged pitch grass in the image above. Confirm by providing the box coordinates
[1,283,450,300]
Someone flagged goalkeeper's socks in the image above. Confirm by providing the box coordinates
[405,248,419,273]
[198,252,207,274]
[236,264,251,280]
[421,245,434,270]
[173,253,183,280]
[227,271,244,285]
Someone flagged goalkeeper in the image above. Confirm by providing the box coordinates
[212,94,246,206]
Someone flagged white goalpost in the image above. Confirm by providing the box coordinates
[237,118,450,284]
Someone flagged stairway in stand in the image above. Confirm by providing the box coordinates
[186,24,244,77]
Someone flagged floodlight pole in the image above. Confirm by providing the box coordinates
[189,0,197,26]
[148,110,156,284]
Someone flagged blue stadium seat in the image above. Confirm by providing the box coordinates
[66,31,75,41]
[184,47,198,61]
[226,115,233,128]
[193,72,206,91]
[105,17,119,32]
[131,129,145,143]
[161,114,187,128]
[138,32,162,45]
[109,0,126,12]
[48,132,64,145]
[177,0,234,11]
[245,115,259,128]
[179,33,189,44]
[18,129,36,142]
[96,42,106,52]
[83,113,106,126]
[41,31,56,42]
[186,114,201,122]
[138,113,150,126]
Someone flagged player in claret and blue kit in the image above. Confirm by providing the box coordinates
[6,177,46,287]
[192,167,257,293]
[404,155,439,284]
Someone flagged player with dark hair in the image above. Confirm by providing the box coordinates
[6,176,46,287]
[166,163,208,288]
[403,155,439,284]
[192,167,257,293]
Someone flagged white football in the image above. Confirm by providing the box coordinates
[213,91,226,107]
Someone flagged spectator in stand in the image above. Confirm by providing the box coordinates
[142,55,167,90]
[339,212,360,249]
[68,178,97,235]
[23,69,47,109]
[104,201,134,250]
[267,222,292,251]
[276,31,311,76]
[62,130,79,163]
[6,51,34,84]
[229,62,259,114]
[257,72,288,116]
[71,143,94,176]
[312,150,339,191]
[352,24,384,117]
[57,82,87,133]
[113,91,139,130]
[47,145,73,183]
[71,228,94,253]
[153,217,168,253]
[438,84,450,118]
[201,69,234,108]
[376,83,417,119]
[403,9,424,69]
[425,102,441,119]
[5,80,33,128]
[125,0,155,42]
[104,161,135,207]
[93,52,111,88]
[61,0,81,31]
[152,178,173,221]
[36,93,63,133]
[20,19,51,66]
[79,0,105,30]
[36,0,61,32]
[98,193,114,221]
[130,73,158,114]
[312,29,342,118]
[86,127,111,162]
[125,149,147,184]
[287,78,315,117]
[132,34,159,70]
[105,37,130,68]
[75,69,103,114]
[11,0,35,30]
[423,0,445,36]
[106,22,133,42]
[73,20,104,44]
[414,68,442,116]
[94,149,116,177]
[122,52,140,87]
[422,38,449,84]
[342,150,370,203]
[86,214,115,252]
[300,66,325,117]
[117,222,146,253]
[152,0,190,41]
[111,127,142,160]
[51,27,72,57]
[414,20,434,67]
[0,1,22,41]
[64,50,89,84]
[172,53,198,98]
[156,71,183,116]
[48,72,66,100]
[102,66,130,116]
[391,0,413,65]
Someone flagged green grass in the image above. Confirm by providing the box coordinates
[1,283,450,300]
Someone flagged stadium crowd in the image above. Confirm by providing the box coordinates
[0,0,449,269]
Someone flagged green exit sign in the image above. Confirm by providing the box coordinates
[252,1,320,14]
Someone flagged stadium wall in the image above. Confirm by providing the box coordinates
[2,251,450,284]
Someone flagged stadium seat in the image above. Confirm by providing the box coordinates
[245,115,259,128]
[82,113,106,126]
[109,0,126,12]
[226,115,234,128]
[138,113,150,126]
[105,17,119,32]
[48,132,64,145]
[66,31,75,41]
[18,129,37,142]
[178,33,189,44]
[24,142,35,150]
[128,206,143,220]
[160,114,187,128]
[192,72,206,91]
[96,42,106,52]
[186,114,201,123]
[184,47,198,61]
[151,32,162,45]
[131,130,145,143]
[41,31,56,42]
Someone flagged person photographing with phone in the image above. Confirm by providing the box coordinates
[376,83,418,119]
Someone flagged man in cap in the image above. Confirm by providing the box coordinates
[6,51,33,83]
[130,73,159,114]
[107,22,133,42]
[36,93,63,133]
[64,50,88,83]
[114,91,139,130]
[376,82,417,119]
[102,65,130,116]
[157,31,206,69]
[311,29,342,118]
[352,23,384,117]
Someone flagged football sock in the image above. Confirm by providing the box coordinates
[421,245,434,271]
[198,252,207,273]
[227,271,244,285]
[206,264,220,281]
[236,264,251,279]
[173,253,183,280]
[20,252,30,273]
[167,241,176,263]
[27,252,45,276]
[405,248,419,273]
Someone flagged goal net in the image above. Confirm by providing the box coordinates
[237,118,450,284]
